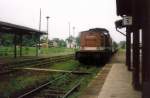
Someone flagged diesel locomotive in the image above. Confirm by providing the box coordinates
[75,28,116,65]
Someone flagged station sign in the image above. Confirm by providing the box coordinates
[123,16,133,26]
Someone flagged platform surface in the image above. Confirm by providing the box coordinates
[79,51,141,98]
[98,63,141,98]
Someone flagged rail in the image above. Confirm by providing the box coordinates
[0,54,74,74]
[15,74,84,98]
[16,68,91,75]
[62,79,82,98]
[17,74,66,98]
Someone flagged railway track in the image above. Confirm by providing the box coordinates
[16,74,83,98]
[0,54,74,74]
[11,54,74,68]
[0,53,101,98]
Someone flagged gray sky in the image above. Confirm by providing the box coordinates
[0,0,125,42]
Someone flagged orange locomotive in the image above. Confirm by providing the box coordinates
[75,28,113,65]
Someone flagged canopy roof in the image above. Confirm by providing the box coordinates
[0,21,46,35]
[116,0,133,16]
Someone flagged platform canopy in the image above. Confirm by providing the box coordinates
[116,0,133,16]
[0,21,46,35]
[0,21,46,58]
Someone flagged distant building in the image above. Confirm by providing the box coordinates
[49,40,58,47]
[66,36,77,48]
[35,43,48,48]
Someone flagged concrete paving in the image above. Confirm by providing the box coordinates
[98,63,141,98]
[79,63,112,98]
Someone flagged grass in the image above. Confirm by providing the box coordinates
[0,59,101,98]
[70,66,101,98]
[0,72,52,97]
[118,48,126,53]
[0,46,75,57]
[0,60,79,97]
[66,66,101,98]
[44,61,101,98]
[49,60,79,70]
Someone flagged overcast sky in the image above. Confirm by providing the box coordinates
[0,0,125,42]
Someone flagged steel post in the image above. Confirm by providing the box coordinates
[132,29,140,90]
[19,34,23,57]
[14,33,17,58]
[126,27,132,71]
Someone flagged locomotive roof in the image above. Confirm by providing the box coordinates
[88,28,109,33]
[80,28,109,36]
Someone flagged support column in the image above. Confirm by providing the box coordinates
[126,27,132,71]
[19,34,23,57]
[38,33,41,56]
[132,29,140,90]
[36,33,40,57]
[142,25,150,98]
[142,0,150,97]
[14,33,17,58]
[36,34,38,57]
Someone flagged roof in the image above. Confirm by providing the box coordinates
[116,0,133,16]
[80,28,110,37]
[0,21,46,35]
[88,28,109,33]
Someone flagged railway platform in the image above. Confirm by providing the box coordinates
[79,51,141,98]
[98,63,141,98]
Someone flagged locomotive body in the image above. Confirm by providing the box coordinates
[75,28,113,65]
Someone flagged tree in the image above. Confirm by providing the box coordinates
[22,34,37,46]
[59,39,66,47]
[119,41,126,49]
[40,36,47,43]
[0,33,13,46]
[52,38,66,47]
[75,36,80,47]
[112,41,118,49]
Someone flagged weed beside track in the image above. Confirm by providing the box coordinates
[0,60,101,98]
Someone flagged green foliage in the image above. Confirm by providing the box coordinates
[0,59,101,98]
[66,36,74,43]
[75,36,80,47]
[0,33,38,47]
[0,73,51,97]
[119,41,126,49]
[51,38,66,47]
[0,34,13,46]
[112,42,118,48]
[59,39,66,47]
[40,36,47,43]
[50,60,78,70]
[0,46,74,57]
[22,34,38,46]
